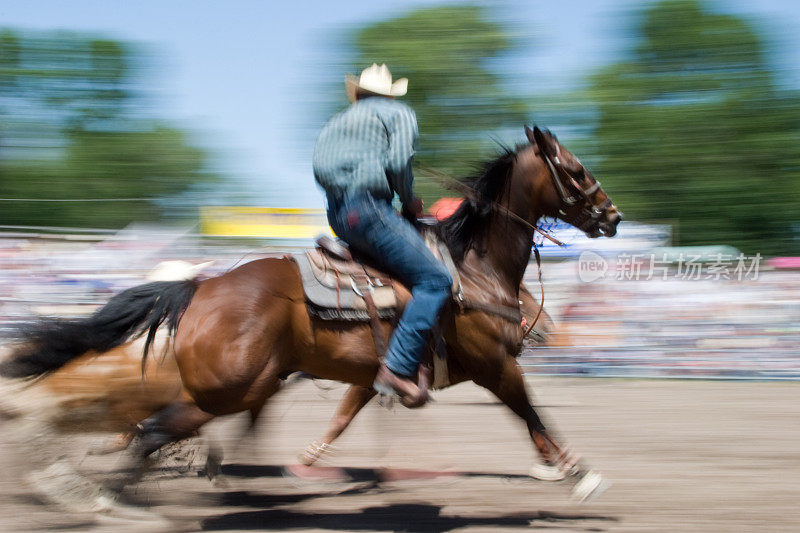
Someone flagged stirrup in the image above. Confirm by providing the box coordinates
[373,367,429,409]
[373,382,428,409]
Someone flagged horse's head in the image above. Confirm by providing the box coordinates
[524,126,621,238]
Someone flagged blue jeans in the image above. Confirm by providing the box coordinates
[327,193,453,377]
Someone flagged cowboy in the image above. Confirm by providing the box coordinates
[313,64,452,406]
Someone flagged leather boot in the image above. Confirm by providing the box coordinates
[373,363,428,408]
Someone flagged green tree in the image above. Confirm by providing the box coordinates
[0,29,212,228]
[584,0,800,255]
[350,5,529,202]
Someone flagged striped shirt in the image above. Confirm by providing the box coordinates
[313,96,418,206]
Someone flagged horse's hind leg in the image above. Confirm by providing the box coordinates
[108,400,214,491]
[88,431,135,456]
[299,385,376,465]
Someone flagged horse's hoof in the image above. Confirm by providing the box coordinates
[529,462,566,481]
[571,470,609,502]
[24,461,157,519]
[211,475,230,488]
[91,495,170,524]
[298,440,333,466]
[204,451,223,481]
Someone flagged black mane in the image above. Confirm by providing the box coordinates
[434,145,522,263]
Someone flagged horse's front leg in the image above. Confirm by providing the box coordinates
[474,355,606,500]
[298,384,376,466]
[474,355,566,469]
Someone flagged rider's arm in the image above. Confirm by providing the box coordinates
[384,105,418,209]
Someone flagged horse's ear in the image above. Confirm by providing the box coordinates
[524,125,536,145]
[531,125,555,157]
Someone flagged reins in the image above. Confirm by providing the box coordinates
[522,244,546,339]
[419,166,564,246]
[419,147,610,334]
[419,166,557,332]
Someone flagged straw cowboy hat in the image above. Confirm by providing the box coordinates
[345,63,408,103]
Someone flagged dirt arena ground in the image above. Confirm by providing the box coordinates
[1,377,798,532]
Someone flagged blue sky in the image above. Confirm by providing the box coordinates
[2,0,799,208]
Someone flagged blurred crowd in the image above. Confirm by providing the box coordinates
[3,1,799,382]
[0,229,250,334]
[523,262,800,380]
[2,229,798,381]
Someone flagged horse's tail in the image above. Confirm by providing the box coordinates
[0,280,199,379]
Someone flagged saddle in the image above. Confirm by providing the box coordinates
[292,233,461,323]
[293,237,400,322]
[292,233,458,391]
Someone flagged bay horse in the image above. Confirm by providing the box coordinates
[0,126,620,498]
[298,281,555,467]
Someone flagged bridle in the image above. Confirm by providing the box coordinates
[540,150,613,233]
[418,148,614,335]
[518,148,612,339]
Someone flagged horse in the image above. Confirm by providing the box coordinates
[298,282,555,466]
[0,125,620,500]
[93,280,554,462]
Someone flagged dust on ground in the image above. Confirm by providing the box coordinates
[1,377,798,532]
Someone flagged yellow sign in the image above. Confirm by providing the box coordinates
[200,206,332,238]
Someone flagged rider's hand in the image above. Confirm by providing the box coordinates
[407,197,423,217]
[401,198,423,224]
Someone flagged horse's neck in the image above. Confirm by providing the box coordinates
[456,210,536,302]
[456,147,540,299]
[475,153,542,295]
[485,213,536,289]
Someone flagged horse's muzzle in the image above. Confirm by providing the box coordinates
[597,209,621,237]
